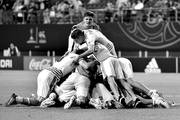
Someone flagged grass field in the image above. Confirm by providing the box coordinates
[0,71,180,120]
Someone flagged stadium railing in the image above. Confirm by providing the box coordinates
[1,8,180,24]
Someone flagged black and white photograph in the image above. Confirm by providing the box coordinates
[0,0,180,120]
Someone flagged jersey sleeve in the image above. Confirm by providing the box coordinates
[67,34,74,52]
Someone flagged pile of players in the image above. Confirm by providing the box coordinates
[5,11,174,109]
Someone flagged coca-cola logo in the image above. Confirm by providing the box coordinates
[29,58,52,70]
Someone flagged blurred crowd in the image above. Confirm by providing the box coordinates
[0,0,180,24]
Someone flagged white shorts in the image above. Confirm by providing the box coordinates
[100,57,124,79]
[56,72,90,102]
[37,69,55,98]
[118,57,134,79]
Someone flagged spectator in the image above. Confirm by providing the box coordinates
[104,2,115,23]
[116,0,129,10]
[27,1,38,24]
[69,0,83,14]
[7,42,20,56]
[56,0,72,23]
[12,0,25,24]
[88,0,100,5]
[43,8,51,24]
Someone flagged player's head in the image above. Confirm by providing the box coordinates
[83,11,95,26]
[71,29,85,45]
[10,43,15,49]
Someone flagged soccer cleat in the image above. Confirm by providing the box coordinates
[112,100,124,109]
[149,90,163,100]
[40,98,55,108]
[40,92,57,108]
[5,93,17,106]
[89,98,103,109]
[168,100,176,107]
[118,97,126,107]
[154,97,170,108]
[64,95,76,109]
[134,98,146,108]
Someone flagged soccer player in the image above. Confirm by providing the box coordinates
[68,10,101,52]
[5,52,80,107]
[118,57,170,108]
[70,29,123,101]
[54,56,99,109]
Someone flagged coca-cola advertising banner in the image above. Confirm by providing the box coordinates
[0,56,23,70]
[23,56,53,71]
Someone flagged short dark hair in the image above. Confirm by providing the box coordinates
[83,11,95,18]
[71,29,84,39]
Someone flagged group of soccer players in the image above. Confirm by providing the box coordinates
[5,11,173,109]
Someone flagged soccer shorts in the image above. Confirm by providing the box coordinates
[100,57,124,79]
[37,69,55,99]
[57,72,90,102]
[118,57,134,79]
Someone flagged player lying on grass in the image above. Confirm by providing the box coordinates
[71,29,151,106]
[40,56,122,109]
[54,56,98,109]
[4,51,82,107]
[70,29,172,109]
[45,56,120,109]
[117,57,172,108]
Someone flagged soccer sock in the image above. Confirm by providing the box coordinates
[16,96,40,106]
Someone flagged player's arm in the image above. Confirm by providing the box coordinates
[15,46,20,56]
[67,25,78,52]
[67,35,74,52]
[79,59,97,69]
[77,41,96,62]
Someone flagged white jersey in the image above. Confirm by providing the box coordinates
[37,53,79,99]
[93,44,114,62]
[53,53,79,75]
[84,29,117,57]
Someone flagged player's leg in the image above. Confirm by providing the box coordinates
[74,73,91,108]
[118,58,170,108]
[100,57,121,101]
[5,93,41,106]
[118,79,138,101]
[40,92,57,108]
[118,57,154,96]
[55,73,78,109]
[55,73,76,103]
[113,58,138,102]
[94,83,123,109]
[36,69,55,101]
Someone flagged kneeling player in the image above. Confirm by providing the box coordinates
[4,52,80,107]
[54,57,98,109]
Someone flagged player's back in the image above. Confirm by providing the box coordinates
[53,53,79,75]
[84,29,117,56]
[93,44,114,62]
[84,29,114,47]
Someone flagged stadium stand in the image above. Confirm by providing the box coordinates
[1,0,180,57]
